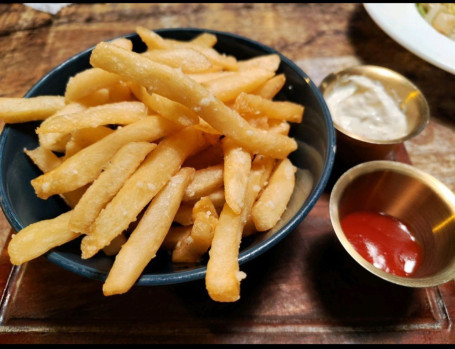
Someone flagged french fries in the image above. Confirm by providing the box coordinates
[129,83,200,127]
[36,101,148,135]
[8,211,79,265]
[206,202,246,302]
[80,126,208,259]
[0,96,66,123]
[103,167,195,295]
[222,137,252,214]
[251,158,297,231]
[172,196,218,263]
[69,141,156,235]
[1,29,311,303]
[24,146,62,172]
[252,73,286,99]
[201,68,275,102]
[233,92,304,123]
[182,164,224,202]
[142,48,214,73]
[63,126,114,159]
[65,68,122,103]
[89,42,298,159]
[37,102,87,152]
[31,115,180,199]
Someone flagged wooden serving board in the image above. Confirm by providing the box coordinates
[0,144,454,344]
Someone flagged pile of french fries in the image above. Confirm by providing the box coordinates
[0,28,307,302]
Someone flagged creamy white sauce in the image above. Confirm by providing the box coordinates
[325,75,409,141]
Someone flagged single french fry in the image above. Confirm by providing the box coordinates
[205,202,246,302]
[192,46,238,71]
[90,42,297,159]
[193,119,222,136]
[38,132,71,153]
[106,80,133,103]
[247,116,269,130]
[163,32,218,49]
[136,26,168,49]
[251,158,296,231]
[36,101,148,134]
[77,88,111,107]
[162,225,192,250]
[64,126,114,159]
[8,211,79,265]
[38,102,87,152]
[222,138,252,214]
[237,54,280,72]
[268,120,291,136]
[175,188,223,226]
[187,32,217,48]
[172,196,218,263]
[138,27,216,51]
[69,141,156,234]
[129,83,199,127]
[182,164,224,202]
[139,27,237,70]
[65,67,122,103]
[110,37,133,51]
[250,155,277,194]
[252,73,286,99]
[233,92,304,123]
[24,146,62,173]
[173,203,194,226]
[102,167,195,296]
[0,96,66,123]
[245,118,290,136]
[24,146,88,208]
[202,69,274,102]
[102,233,127,256]
[80,127,208,259]
[31,115,180,199]
[241,155,276,237]
[143,48,213,74]
[188,71,236,84]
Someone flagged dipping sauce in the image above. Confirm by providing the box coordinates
[325,75,409,141]
[340,211,423,277]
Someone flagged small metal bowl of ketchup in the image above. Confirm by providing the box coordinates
[329,160,455,287]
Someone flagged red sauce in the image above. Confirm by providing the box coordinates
[340,211,423,277]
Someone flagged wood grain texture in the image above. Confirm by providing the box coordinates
[0,3,454,344]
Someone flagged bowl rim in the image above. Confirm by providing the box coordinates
[329,160,455,287]
[0,27,336,285]
[319,64,430,146]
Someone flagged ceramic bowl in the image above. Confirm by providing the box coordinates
[0,28,336,285]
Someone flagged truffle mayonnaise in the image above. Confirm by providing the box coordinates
[325,75,409,141]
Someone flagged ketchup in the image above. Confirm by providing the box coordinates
[340,211,423,277]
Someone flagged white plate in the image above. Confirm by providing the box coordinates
[363,3,455,75]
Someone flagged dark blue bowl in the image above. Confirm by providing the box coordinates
[0,28,335,285]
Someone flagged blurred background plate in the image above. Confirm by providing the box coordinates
[364,3,455,75]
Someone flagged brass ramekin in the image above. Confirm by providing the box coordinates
[320,65,430,166]
[329,160,455,287]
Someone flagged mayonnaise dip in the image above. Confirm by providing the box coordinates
[325,75,409,141]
